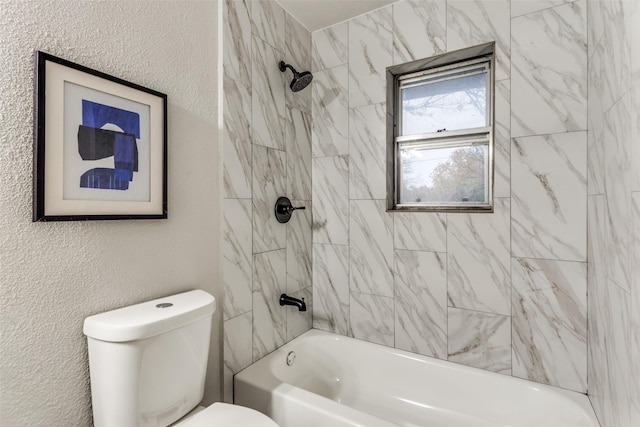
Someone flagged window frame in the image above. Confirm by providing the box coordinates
[386,42,496,213]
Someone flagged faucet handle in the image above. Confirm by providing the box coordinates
[275,197,305,223]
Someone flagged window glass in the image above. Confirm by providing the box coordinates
[399,143,488,204]
[386,42,495,212]
[400,67,487,135]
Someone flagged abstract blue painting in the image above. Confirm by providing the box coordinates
[77,100,140,190]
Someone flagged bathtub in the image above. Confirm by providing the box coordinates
[234,329,599,427]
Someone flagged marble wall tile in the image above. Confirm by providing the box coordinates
[587,0,604,50]
[223,311,252,402]
[350,200,394,297]
[448,308,511,374]
[253,145,286,253]
[393,212,446,252]
[350,292,395,347]
[252,36,286,150]
[511,1,587,137]
[511,0,577,18]
[448,198,511,316]
[349,103,386,200]
[587,38,605,196]
[312,22,348,72]
[603,284,633,427]
[494,80,511,198]
[287,199,312,293]
[252,249,286,361]
[311,65,349,157]
[223,75,252,199]
[511,132,587,262]
[447,0,510,82]
[286,108,311,200]
[392,0,446,65]
[599,0,631,113]
[286,286,313,341]
[284,12,310,78]
[223,198,253,321]
[603,94,632,293]
[512,257,587,392]
[632,1,640,193]
[395,250,447,359]
[312,243,350,335]
[285,13,312,114]
[631,193,640,424]
[223,0,251,87]
[312,155,349,245]
[587,195,608,422]
[348,7,393,108]
[251,0,284,50]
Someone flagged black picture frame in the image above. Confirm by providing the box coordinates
[33,51,167,221]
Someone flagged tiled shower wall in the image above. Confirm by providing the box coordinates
[587,0,640,426]
[222,0,313,401]
[312,0,592,394]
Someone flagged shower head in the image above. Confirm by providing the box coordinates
[279,61,313,92]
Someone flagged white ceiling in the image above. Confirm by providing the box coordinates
[275,0,397,32]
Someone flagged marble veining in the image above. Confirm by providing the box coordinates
[223,75,252,199]
[447,0,511,82]
[286,199,312,293]
[395,250,447,359]
[511,1,587,137]
[511,0,578,18]
[312,65,349,157]
[448,198,511,316]
[223,0,251,87]
[392,0,446,65]
[603,93,632,293]
[393,212,446,252]
[253,145,286,253]
[350,200,394,297]
[252,249,287,361]
[286,108,312,200]
[223,311,252,401]
[348,7,393,108]
[311,22,348,72]
[350,292,394,347]
[285,13,311,114]
[286,286,313,341]
[511,132,587,262]
[587,38,605,196]
[251,0,284,50]
[252,36,286,150]
[312,155,349,245]
[349,103,386,200]
[223,198,253,321]
[494,80,511,198]
[448,308,511,374]
[312,243,350,335]
[512,257,587,392]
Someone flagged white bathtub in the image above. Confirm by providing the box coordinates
[234,329,599,427]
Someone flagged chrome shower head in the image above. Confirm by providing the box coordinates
[279,61,313,92]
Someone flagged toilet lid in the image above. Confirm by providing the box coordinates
[178,403,280,427]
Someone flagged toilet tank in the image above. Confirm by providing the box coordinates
[83,290,216,427]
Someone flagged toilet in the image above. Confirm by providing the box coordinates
[83,290,278,427]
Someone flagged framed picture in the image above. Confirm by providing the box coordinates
[33,51,167,221]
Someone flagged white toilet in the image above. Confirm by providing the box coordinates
[83,290,278,427]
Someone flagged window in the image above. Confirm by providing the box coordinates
[386,42,495,212]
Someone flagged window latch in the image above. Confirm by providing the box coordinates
[437,128,446,133]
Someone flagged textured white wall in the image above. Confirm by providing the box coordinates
[0,1,221,426]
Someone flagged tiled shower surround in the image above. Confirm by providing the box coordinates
[223,0,639,425]
[222,0,313,401]
[313,0,591,392]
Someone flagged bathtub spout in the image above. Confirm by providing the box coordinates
[280,293,306,311]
